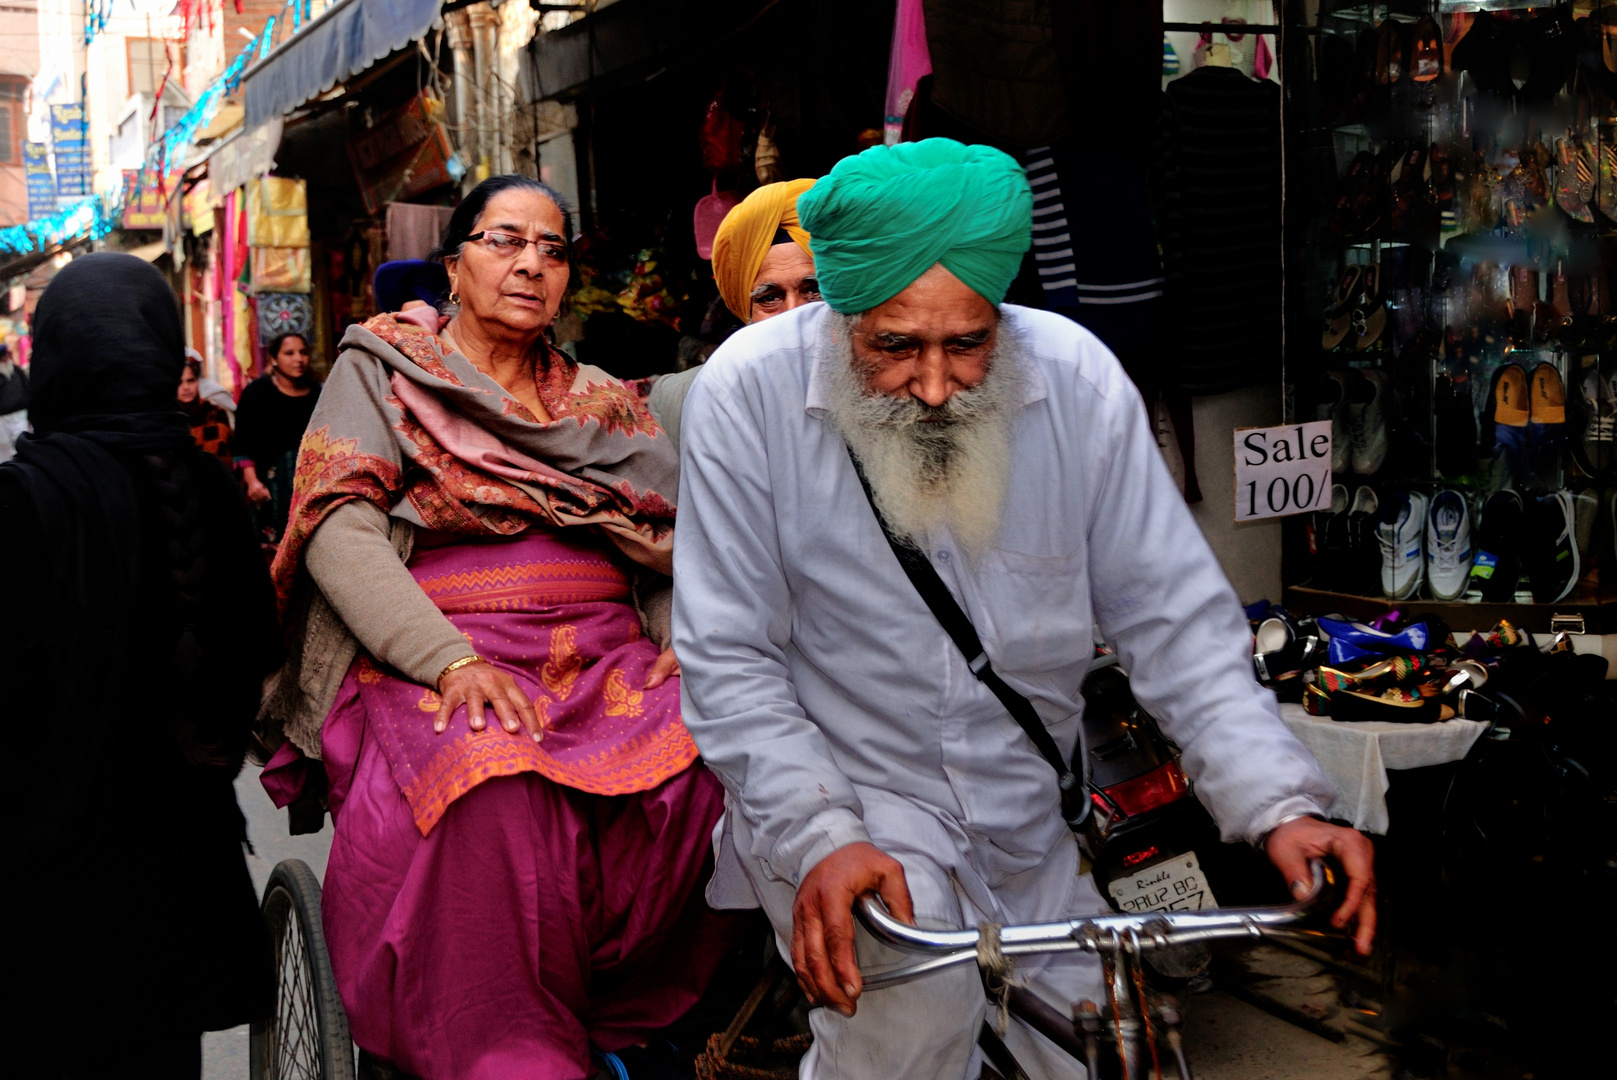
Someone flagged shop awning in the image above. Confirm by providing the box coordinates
[242,0,443,129]
[529,0,774,101]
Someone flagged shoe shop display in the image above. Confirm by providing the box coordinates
[1345,368,1390,476]
[1524,490,1579,603]
[1470,490,1525,602]
[1426,489,1473,600]
[1268,13,1615,680]
[1376,490,1428,601]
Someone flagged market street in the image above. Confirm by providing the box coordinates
[4,4,1612,1079]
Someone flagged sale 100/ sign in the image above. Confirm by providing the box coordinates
[1233,421,1332,522]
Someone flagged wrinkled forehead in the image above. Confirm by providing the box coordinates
[475,188,566,239]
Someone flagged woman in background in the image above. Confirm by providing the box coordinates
[178,355,235,468]
[235,330,319,544]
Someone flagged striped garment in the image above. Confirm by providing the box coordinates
[1153,66,1283,394]
[1024,147,1166,314]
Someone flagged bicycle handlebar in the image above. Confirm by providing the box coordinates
[855,860,1334,990]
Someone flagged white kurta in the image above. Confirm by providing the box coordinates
[673,302,1333,1075]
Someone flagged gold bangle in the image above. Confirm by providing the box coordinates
[437,654,484,689]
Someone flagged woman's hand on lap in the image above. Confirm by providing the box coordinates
[435,661,542,742]
[644,647,680,689]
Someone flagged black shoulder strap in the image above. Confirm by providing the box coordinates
[846,448,1080,808]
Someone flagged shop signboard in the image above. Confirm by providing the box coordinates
[1233,420,1332,522]
[24,142,55,218]
[49,104,91,199]
[121,169,176,230]
[349,94,457,216]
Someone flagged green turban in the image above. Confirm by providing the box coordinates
[796,138,1033,313]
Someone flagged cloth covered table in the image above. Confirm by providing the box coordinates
[1278,703,1487,834]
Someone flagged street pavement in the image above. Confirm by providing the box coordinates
[203,767,1380,1080]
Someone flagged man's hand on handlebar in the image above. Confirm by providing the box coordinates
[1265,816,1377,956]
[792,841,913,1018]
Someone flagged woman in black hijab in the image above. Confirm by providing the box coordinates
[0,254,281,1078]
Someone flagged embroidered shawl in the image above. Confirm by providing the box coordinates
[270,313,678,608]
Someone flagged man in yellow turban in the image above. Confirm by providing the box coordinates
[674,139,1375,1079]
[648,180,820,446]
[711,178,818,323]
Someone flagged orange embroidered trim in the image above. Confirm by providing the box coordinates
[415,560,629,612]
[400,720,699,835]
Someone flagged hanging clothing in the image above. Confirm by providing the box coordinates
[0,253,279,1075]
[1154,65,1284,394]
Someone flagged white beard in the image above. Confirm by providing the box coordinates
[820,311,1022,559]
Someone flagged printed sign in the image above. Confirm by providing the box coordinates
[50,104,90,199]
[1233,420,1332,522]
[24,142,55,217]
[121,168,179,230]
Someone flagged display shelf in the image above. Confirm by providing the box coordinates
[1283,583,1615,634]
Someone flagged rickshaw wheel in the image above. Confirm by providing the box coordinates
[250,859,355,1080]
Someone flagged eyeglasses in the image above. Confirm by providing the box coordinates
[466,231,570,266]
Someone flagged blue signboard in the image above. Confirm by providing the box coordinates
[50,103,90,199]
[23,142,55,217]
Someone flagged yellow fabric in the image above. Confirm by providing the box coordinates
[247,177,310,248]
[711,178,816,322]
[251,247,312,294]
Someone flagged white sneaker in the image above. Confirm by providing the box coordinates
[1377,490,1428,600]
[1347,369,1391,476]
[1425,489,1473,600]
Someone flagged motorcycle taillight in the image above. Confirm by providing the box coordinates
[1099,760,1190,817]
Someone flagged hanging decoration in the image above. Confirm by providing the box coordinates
[83,0,114,47]
[4,1,308,262]
[0,197,117,257]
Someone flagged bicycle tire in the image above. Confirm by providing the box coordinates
[249,859,355,1080]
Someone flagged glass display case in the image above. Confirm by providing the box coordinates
[1280,0,1615,631]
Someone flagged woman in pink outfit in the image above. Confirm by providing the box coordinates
[262,175,734,1080]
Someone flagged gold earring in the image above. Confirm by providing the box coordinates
[450,291,460,305]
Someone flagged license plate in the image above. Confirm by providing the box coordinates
[1107,852,1219,914]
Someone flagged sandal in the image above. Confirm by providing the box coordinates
[1352,263,1387,351]
[1322,264,1366,350]
[1555,134,1594,223]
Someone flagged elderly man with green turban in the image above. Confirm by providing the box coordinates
[674,139,1374,1079]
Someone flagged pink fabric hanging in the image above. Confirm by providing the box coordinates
[884,0,932,145]
[220,190,242,395]
[1254,33,1274,80]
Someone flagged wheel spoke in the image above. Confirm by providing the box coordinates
[272,906,325,1080]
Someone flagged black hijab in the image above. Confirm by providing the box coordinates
[5,254,194,693]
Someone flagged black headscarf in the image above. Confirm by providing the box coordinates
[2,254,279,1049]
[5,254,195,722]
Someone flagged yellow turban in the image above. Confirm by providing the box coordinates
[711,178,816,322]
